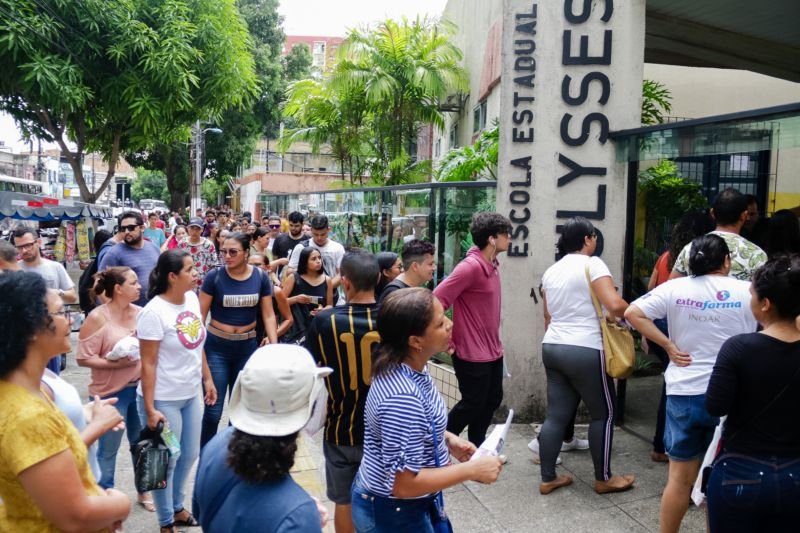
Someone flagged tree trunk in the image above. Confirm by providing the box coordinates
[164,149,186,211]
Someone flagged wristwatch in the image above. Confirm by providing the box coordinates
[58,289,65,297]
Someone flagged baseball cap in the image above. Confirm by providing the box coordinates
[228,344,333,437]
[188,217,204,228]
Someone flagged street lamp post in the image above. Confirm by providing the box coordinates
[190,120,222,215]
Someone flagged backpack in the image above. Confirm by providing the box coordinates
[78,258,99,314]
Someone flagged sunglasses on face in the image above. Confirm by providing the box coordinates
[220,248,242,257]
[121,224,141,233]
[268,224,281,229]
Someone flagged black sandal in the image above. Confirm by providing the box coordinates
[173,508,199,527]
[159,524,176,533]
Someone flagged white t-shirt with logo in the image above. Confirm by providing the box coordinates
[136,291,206,401]
[542,254,613,350]
[288,238,345,278]
[631,276,756,396]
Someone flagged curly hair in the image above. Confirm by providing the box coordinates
[226,429,298,483]
[0,272,51,377]
[667,210,715,270]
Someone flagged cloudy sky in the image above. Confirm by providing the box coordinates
[0,0,450,151]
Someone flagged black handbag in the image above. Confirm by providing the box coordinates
[131,422,170,493]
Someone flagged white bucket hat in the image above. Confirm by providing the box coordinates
[228,344,333,437]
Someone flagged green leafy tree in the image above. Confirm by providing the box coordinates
[332,17,469,184]
[131,169,170,204]
[0,0,258,204]
[201,176,228,207]
[641,80,672,126]
[126,143,190,210]
[435,125,498,181]
[281,78,373,184]
[284,43,313,82]
[282,17,469,185]
[639,159,707,251]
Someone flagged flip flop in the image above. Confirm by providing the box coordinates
[173,508,199,527]
[137,493,156,512]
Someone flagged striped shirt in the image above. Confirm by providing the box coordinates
[356,363,449,497]
[304,303,380,446]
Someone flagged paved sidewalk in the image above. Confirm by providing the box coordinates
[60,341,706,532]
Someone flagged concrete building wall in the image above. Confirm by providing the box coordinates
[643,64,800,119]
[433,0,504,165]
[238,171,342,215]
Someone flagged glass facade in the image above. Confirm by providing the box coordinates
[258,181,497,283]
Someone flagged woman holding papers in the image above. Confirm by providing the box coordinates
[352,288,503,532]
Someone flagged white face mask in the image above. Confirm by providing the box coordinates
[302,381,328,437]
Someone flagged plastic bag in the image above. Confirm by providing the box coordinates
[131,422,169,492]
[106,336,140,361]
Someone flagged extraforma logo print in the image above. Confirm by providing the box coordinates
[674,290,742,311]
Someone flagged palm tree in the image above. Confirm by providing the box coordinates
[280,78,373,184]
[331,17,469,184]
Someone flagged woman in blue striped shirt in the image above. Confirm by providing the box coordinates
[352,288,503,532]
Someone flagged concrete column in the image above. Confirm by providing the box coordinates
[497,0,645,420]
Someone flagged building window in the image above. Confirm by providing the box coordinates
[449,123,459,149]
[434,138,441,158]
[473,100,487,133]
[312,41,326,68]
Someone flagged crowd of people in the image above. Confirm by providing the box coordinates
[0,188,797,532]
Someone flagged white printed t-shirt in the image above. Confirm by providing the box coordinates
[136,291,206,401]
[288,239,345,279]
[630,275,756,396]
[542,254,612,351]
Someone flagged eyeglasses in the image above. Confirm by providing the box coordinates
[219,249,242,257]
[268,224,281,229]
[15,242,36,251]
[50,309,73,323]
[121,224,141,233]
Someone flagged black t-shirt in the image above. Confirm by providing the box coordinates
[304,303,380,446]
[377,279,410,305]
[706,333,800,455]
[272,234,307,260]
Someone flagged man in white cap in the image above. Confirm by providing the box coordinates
[192,344,331,532]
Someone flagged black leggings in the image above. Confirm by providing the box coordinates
[539,343,616,482]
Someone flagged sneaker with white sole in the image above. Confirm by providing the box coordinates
[527,438,562,465]
[561,437,589,451]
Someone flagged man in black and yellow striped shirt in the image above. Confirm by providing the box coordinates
[305,251,380,533]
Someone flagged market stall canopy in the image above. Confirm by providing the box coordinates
[0,192,114,221]
[645,0,800,83]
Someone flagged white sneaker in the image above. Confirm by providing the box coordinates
[561,437,589,451]
[527,438,562,465]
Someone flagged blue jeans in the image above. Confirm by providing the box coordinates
[707,452,800,532]
[96,385,142,491]
[137,394,202,527]
[351,476,435,533]
[200,332,257,448]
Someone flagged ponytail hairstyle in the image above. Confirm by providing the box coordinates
[687,234,729,276]
[372,287,435,377]
[92,266,133,300]
[751,254,800,319]
[556,217,595,260]
[148,249,191,299]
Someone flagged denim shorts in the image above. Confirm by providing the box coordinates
[665,394,719,461]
